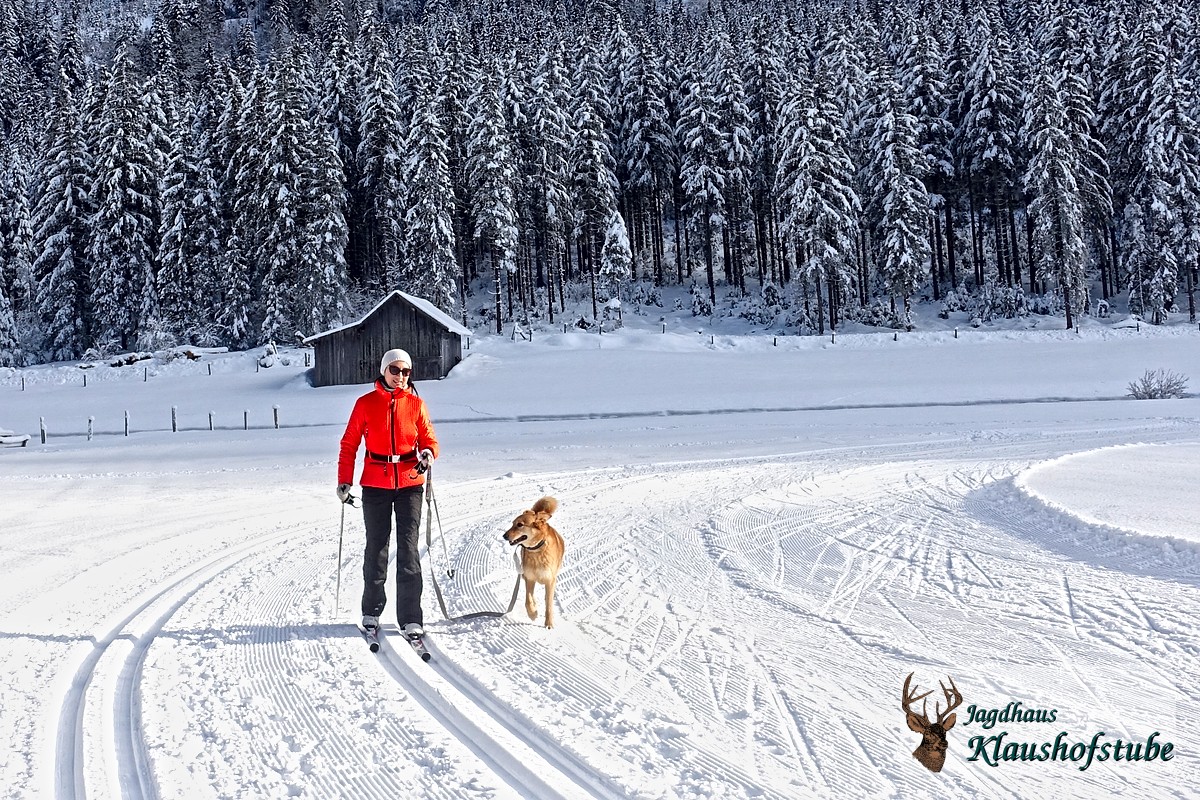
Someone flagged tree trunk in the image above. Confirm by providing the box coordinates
[1027,210,1037,293]
[657,195,667,286]
[816,273,826,335]
[1008,205,1021,289]
[931,213,944,301]
[990,198,1008,286]
[857,229,869,306]
[1188,255,1196,323]
[968,186,981,285]
[754,194,768,285]
[944,200,957,290]
[673,180,685,283]
[703,215,716,306]
[492,248,502,334]
[721,223,733,295]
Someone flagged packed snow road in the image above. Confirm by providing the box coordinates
[2,332,1199,798]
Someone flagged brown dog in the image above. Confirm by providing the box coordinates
[502,497,564,628]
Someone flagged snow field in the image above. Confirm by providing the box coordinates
[1,328,1199,799]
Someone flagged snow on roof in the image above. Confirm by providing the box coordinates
[303,291,471,343]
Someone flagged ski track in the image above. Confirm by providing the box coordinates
[49,521,308,800]
[10,422,1200,798]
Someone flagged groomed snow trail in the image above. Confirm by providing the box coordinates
[3,418,1198,799]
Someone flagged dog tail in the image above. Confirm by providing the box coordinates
[532,496,557,517]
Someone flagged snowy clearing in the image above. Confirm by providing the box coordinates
[1,324,1199,799]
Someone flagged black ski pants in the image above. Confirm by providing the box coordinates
[361,485,424,627]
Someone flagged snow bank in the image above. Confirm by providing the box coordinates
[1015,443,1200,543]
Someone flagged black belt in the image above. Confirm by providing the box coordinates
[368,450,416,464]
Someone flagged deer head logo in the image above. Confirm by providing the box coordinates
[902,672,963,773]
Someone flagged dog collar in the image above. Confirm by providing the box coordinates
[522,541,547,552]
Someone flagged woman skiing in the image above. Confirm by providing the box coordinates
[337,347,438,641]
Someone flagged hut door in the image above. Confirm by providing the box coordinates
[440,335,453,377]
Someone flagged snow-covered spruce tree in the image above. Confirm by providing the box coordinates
[180,56,227,346]
[775,65,861,335]
[745,15,786,287]
[499,49,538,329]
[259,41,322,345]
[356,12,407,291]
[0,152,36,345]
[863,59,930,330]
[0,277,19,366]
[957,0,1021,287]
[709,27,754,295]
[318,0,364,286]
[676,51,726,309]
[305,119,351,336]
[218,231,253,348]
[466,62,518,334]
[438,24,478,316]
[1023,62,1087,329]
[156,118,198,341]
[599,208,632,313]
[402,76,456,314]
[219,63,268,347]
[899,25,955,297]
[528,41,575,320]
[1040,2,1112,300]
[819,17,873,308]
[88,44,163,353]
[605,17,637,212]
[615,30,672,286]
[569,36,620,320]
[226,70,274,340]
[1126,36,1200,325]
[1097,3,1137,238]
[33,76,92,362]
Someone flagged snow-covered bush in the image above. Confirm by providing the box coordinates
[938,286,970,318]
[1127,369,1189,399]
[735,282,788,325]
[625,279,663,313]
[1025,289,1065,317]
[187,322,225,348]
[601,297,623,328]
[690,281,713,316]
[783,303,818,335]
[978,281,1027,321]
[940,282,1028,322]
[848,299,903,329]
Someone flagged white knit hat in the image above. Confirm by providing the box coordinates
[380,348,412,375]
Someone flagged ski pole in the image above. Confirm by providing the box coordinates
[335,502,345,616]
[426,468,454,577]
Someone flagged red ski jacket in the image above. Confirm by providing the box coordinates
[338,379,439,490]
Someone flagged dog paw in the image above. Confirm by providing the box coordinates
[526,605,538,620]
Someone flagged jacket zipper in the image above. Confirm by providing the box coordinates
[388,394,398,488]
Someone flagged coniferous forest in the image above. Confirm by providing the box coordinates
[0,0,1198,366]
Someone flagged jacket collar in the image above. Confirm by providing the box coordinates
[374,377,410,398]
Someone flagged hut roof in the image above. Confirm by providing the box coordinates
[303,291,471,344]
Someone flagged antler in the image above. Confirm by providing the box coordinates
[902,672,934,724]
[936,677,963,725]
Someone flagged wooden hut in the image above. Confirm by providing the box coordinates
[304,291,471,387]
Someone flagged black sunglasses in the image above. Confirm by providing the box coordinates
[387,365,412,376]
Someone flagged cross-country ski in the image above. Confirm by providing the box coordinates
[404,632,431,663]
